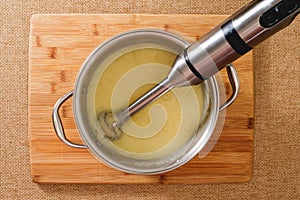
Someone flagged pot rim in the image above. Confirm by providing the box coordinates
[72,28,220,174]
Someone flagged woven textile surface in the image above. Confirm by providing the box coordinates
[0,0,299,199]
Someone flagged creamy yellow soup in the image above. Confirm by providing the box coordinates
[94,45,205,159]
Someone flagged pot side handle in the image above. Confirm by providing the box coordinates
[219,64,240,111]
[52,91,87,149]
[52,65,238,148]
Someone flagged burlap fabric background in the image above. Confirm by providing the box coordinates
[0,0,299,199]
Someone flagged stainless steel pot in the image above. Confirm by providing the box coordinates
[52,29,239,174]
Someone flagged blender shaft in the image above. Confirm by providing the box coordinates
[115,78,174,126]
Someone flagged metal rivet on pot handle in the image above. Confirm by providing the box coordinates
[52,91,87,149]
[219,64,240,111]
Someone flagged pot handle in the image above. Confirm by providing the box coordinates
[219,64,240,111]
[52,65,238,148]
[52,91,87,149]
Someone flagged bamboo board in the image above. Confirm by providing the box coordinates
[29,14,254,184]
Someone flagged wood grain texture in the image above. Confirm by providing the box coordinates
[29,14,254,184]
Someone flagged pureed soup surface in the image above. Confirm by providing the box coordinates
[94,44,205,160]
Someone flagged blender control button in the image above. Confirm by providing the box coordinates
[260,0,299,28]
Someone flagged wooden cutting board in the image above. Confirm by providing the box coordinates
[29,14,254,184]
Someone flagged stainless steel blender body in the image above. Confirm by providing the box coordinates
[115,0,300,129]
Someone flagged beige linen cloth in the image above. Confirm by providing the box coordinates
[0,0,299,199]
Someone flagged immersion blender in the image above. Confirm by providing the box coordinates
[99,0,300,140]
